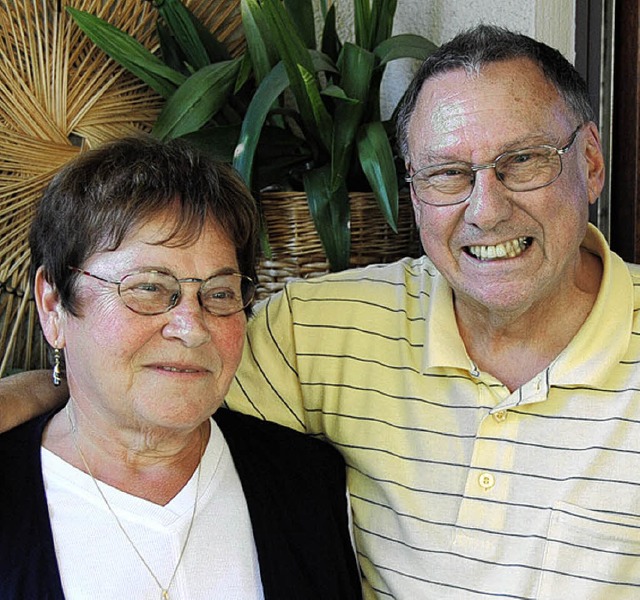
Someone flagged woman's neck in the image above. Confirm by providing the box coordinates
[42,402,210,505]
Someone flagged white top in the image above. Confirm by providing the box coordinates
[42,417,264,600]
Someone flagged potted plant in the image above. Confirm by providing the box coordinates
[68,0,437,272]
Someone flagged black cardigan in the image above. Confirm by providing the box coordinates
[0,407,362,599]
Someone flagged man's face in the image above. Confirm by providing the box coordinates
[406,58,604,321]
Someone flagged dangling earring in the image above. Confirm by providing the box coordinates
[52,346,62,386]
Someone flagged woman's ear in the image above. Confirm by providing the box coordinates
[34,266,65,348]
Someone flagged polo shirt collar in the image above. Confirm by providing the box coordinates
[550,224,633,386]
[422,224,633,390]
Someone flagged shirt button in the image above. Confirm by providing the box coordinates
[478,472,495,491]
[493,410,507,422]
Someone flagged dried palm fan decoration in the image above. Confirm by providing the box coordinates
[0,0,242,376]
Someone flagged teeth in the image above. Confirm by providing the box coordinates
[161,366,197,373]
[467,237,530,261]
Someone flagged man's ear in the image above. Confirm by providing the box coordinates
[34,266,65,349]
[583,121,606,205]
[406,163,423,227]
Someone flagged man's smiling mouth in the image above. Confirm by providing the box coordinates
[466,237,532,261]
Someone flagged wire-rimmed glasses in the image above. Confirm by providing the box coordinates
[405,124,584,207]
[69,267,256,316]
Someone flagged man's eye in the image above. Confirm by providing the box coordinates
[419,167,467,180]
[425,167,470,181]
[504,150,549,167]
[135,283,160,292]
[441,168,467,177]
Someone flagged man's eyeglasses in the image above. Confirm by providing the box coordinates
[69,267,256,316]
[405,124,584,207]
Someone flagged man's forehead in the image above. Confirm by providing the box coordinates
[406,59,569,161]
[416,58,554,110]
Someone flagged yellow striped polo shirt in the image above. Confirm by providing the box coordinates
[227,224,640,599]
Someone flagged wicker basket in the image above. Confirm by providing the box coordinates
[255,191,423,299]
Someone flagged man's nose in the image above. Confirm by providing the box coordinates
[463,167,513,230]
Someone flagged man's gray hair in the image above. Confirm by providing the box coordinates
[395,24,594,161]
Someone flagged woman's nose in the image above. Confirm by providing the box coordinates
[161,291,211,348]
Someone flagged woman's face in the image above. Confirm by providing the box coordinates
[44,216,247,433]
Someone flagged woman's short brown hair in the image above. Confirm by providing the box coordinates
[30,135,259,316]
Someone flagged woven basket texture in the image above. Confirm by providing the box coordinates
[255,191,422,299]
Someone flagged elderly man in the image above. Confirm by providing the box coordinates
[3,25,639,599]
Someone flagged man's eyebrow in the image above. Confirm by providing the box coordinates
[412,130,561,167]
[411,149,466,167]
[499,131,560,150]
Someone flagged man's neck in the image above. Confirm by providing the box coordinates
[456,250,603,392]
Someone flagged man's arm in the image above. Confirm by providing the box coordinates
[0,370,67,433]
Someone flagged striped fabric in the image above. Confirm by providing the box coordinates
[227,224,640,599]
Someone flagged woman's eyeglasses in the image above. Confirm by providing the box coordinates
[69,268,256,316]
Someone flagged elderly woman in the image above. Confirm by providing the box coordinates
[0,137,361,599]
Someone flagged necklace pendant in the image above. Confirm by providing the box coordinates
[161,591,169,600]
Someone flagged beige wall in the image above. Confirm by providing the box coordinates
[393,0,574,57]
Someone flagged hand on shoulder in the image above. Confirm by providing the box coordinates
[0,370,66,433]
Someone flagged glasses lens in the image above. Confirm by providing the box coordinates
[496,147,561,191]
[411,163,473,205]
[200,274,255,316]
[119,271,179,315]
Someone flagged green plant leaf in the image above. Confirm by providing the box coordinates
[322,84,357,102]
[284,0,316,49]
[241,0,278,83]
[154,0,210,71]
[180,124,242,162]
[353,0,371,49]
[251,125,314,189]
[66,7,185,98]
[357,122,399,231]
[156,21,185,74]
[233,62,290,187]
[258,0,327,152]
[152,59,241,140]
[331,43,374,189]
[304,167,351,271]
[370,0,397,49]
[233,47,337,188]
[309,50,339,75]
[299,65,333,150]
[185,7,232,64]
[235,53,254,93]
[375,34,438,65]
[320,4,341,62]
[338,43,375,105]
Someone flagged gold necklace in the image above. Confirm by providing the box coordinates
[66,403,203,600]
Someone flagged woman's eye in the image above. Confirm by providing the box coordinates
[511,153,533,164]
[205,288,235,301]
